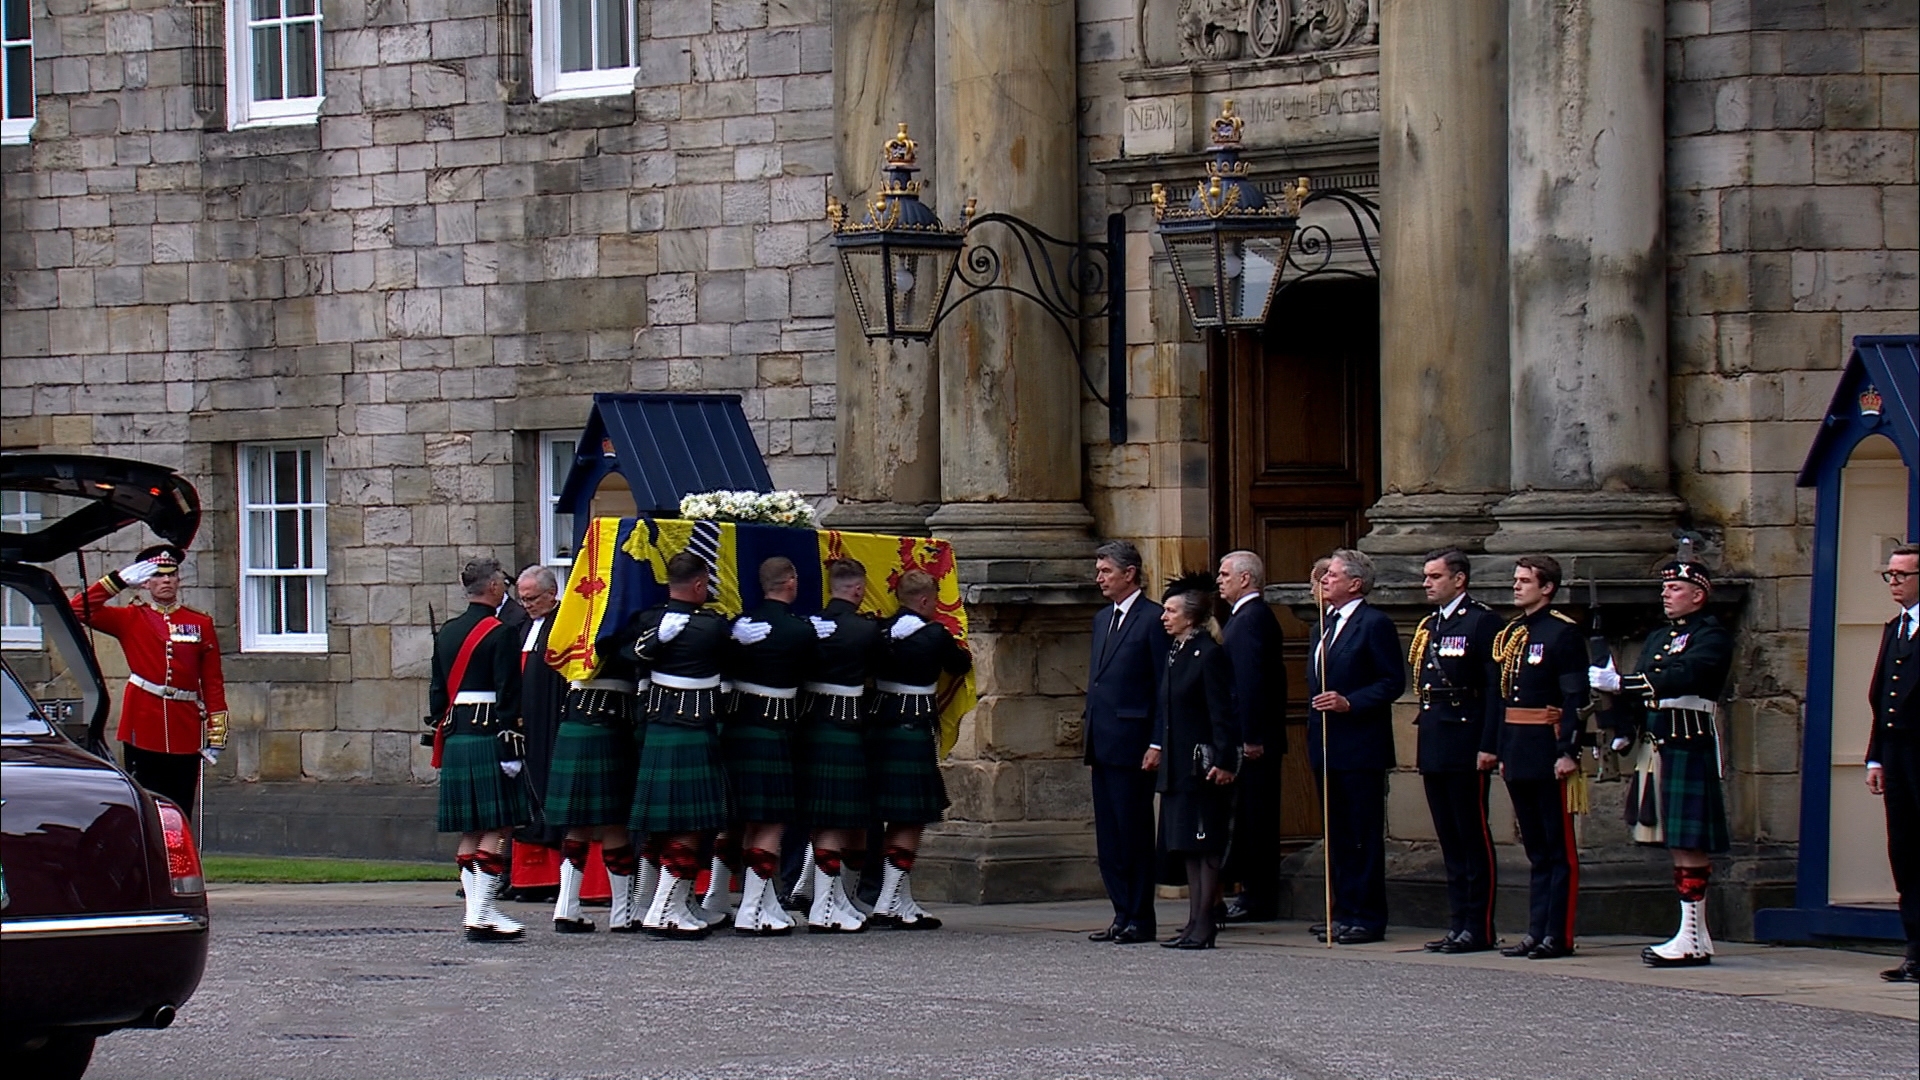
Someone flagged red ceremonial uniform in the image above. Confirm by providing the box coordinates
[71,577,229,754]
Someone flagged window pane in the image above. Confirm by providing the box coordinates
[244,448,267,505]
[253,26,284,100]
[247,510,274,570]
[273,448,299,503]
[251,0,280,21]
[547,439,575,498]
[284,577,310,633]
[2,0,28,41]
[286,21,318,98]
[5,46,32,122]
[297,447,314,503]
[551,513,574,563]
[596,0,630,68]
[273,508,300,568]
[559,0,591,72]
[285,0,314,16]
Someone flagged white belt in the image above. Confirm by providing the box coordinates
[1657,696,1717,714]
[876,680,937,696]
[453,691,498,705]
[570,678,637,694]
[652,672,721,691]
[805,681,865,698]
[129,674,200,704]
[733,680,798,700]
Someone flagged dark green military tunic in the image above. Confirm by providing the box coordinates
[431,602,528,833]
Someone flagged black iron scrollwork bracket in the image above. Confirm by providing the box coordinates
[927,212,1129,444]
[1280,188,1381,292]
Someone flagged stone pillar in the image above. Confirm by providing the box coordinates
[826,0,941,536]
[1364,0,1510,559]
[924,0,1091,581]
[1489,0,1681,563]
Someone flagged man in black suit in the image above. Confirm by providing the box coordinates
[1868,542,1920,983]
[1306,548,1406,944]
[1085,540,1172,944]
[1216,550,1286,923]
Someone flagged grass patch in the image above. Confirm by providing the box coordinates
[201,855,458,884]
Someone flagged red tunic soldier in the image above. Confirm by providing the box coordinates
[69,544,229,817]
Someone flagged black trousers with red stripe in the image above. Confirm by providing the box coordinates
[1423,770,1496,941]
[1506,777,1577,944]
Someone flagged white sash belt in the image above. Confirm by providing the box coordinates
[876,680,937,696]
[129,674,200,704]
[652,672,721,691]
[733,680,798,700]
[571,678,637,694]
[1657,696,1717,714]
[453,691,497,705]
[805,681,865,698]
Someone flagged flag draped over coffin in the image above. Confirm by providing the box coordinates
[545,517,977,756]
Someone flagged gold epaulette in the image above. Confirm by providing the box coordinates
[1408,614,1435,669]
[1550,610,1579,625]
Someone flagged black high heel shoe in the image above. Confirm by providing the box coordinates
[1160,927,1192,948]
[1174,926,1217,950]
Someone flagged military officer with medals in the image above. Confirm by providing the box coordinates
[1492,555,1589,960]
[629,551,733,939]
[1590,555,1732,967]
[866,569,972,930]
[70,544,229,819]
[719,556,816,935]
[428,558,530,942]
[1409,548,1504,954]
[794,558,886,932]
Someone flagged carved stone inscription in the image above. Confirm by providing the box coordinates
[1123,80,1380,155]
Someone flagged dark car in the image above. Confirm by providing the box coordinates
[2,455,211,1080]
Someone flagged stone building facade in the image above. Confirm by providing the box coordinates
[3,0,1916,936]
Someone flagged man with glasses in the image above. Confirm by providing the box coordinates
[1867,543,1919,982]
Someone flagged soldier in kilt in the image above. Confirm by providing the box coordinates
[796,558,886,932]
[629,552,733,939]
[1590,559,1733,967]
[430,558,530,942]
[544,605,649,935]
[866,570,971,930]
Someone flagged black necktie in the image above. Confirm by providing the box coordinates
[1102,606,1124,660]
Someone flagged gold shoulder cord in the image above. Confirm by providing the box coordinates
[1491,620,1529,698]
[1407,614,1434,670]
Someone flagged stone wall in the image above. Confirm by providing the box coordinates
[0,0,841,785]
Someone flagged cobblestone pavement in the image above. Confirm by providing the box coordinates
[88,884,1919,1080]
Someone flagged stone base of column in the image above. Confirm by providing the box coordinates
[818,500,935,537]
[926,500,1095,584]
[1485,490,1688,578]
[1359,492,1504,579]
[914,819,1103,904]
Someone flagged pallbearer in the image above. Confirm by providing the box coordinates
[1591,555,1733,967]
[721,557,816,935]
[629,552,733,939]
[867,570,972,929]
[796,559,885,932]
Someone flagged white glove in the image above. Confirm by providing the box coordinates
[890,613,928,640]
[809,616,837,640]
[658,611,691,642]
[1587,660,1621,693]
[118,559,162,587]
[731,618,772,645]
[500,760,524,778]
[1611,736,1633,753]
[200,745,223,765]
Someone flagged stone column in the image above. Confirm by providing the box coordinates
[1363,0,1510,559]
[924,0,1090,582]
[826,0,941,536]
[1489,0,1681,563]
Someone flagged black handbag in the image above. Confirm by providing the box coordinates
[1191,743,1214,779]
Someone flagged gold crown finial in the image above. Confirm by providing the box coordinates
[884,122,919,168]
[1210,101,1244,147]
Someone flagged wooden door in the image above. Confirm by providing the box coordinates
[1212,278,1380,848]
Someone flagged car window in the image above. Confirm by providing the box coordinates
[2,662,54,736]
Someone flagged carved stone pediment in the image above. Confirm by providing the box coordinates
[1117,49,1380,158]
[1157,0,1378,65]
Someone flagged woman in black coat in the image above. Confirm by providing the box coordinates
[1145,576,1238,949]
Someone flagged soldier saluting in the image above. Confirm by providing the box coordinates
[1492,555,1588,960]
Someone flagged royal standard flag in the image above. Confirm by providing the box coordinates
[547,518,976,756]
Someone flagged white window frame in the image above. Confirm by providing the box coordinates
[238,442,328,653]
[0,0,34,145]
[2,490,43,648]
[539,431,579,570]
[531,0,639,102]
[225,0,324,130]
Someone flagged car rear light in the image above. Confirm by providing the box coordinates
[156,800,205,895]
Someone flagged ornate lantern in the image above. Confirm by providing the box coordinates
[1151,102,1309,331]
[826,123,974,340]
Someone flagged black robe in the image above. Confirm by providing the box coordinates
[514,615,569,846]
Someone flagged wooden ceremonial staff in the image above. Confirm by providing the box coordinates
[1318,593,1333,949]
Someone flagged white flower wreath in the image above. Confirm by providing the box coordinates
[679,489,818,528]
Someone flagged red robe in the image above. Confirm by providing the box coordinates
[71,577,228,755]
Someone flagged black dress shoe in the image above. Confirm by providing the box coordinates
[1878,959,1919,982]
[1527,937,1574,960]
[1334,925,1385,945]
[1112,925,1154,945]
[1312,922,1347,943]
[1309,921,1328,937]
[1500,935,1539,958]
[1088,923,1122,943]
[552,916,596,934]
[1175,928,1218,950]
[1439,933,1495,954]
[1424,930,1460,952]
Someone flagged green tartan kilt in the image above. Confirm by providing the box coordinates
[722,721,796,823]
[1655,742,1730,854]
[796,724,870,828]
[866,723,948,825]
[628,725,730,834]
[437,734,527,833]
[545,721,638,828]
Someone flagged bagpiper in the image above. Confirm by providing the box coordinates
[1592,553,1733,966]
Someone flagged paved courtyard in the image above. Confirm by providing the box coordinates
[89,883,1918,1080]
